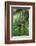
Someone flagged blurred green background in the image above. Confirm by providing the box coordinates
[11,7,30,36]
